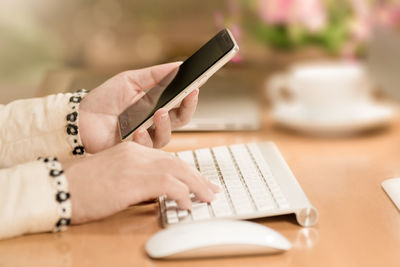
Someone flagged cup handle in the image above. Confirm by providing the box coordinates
[267,74,291,107]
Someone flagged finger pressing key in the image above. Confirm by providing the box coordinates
[162,176,192,210]
[171,159,216,203]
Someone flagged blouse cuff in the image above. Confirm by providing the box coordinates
[38,157,71,232]
[65,89,87,157]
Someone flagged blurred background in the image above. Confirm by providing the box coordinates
[0,0,399,135]
[0,0,229,102]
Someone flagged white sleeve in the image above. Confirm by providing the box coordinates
[0,158,71,240]
[0,90,87,168]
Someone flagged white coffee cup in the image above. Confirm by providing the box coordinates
[268,62,372,119]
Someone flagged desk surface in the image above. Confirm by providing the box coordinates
[1,116,400,267]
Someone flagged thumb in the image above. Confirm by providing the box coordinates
[125,62,182,92]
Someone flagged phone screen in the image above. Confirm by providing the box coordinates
[118,29,235,139]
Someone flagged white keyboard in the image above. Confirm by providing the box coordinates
[159,142,318,227]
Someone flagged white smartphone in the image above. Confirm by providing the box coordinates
[118,28,239,141]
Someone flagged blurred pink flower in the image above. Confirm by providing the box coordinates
[350,0,371,41]
[375,3,400,29]
[258,0,326,32]
[296,0,326,32]
[394,7,400,24]
[259,0,294,24]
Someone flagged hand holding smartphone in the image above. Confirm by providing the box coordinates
[118,29,239,141]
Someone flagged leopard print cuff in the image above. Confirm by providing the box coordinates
[38,157,71,232]
[66,89,88,157]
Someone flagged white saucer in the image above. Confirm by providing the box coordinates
[271,101,397,136]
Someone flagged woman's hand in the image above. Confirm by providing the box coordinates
[63,142,219,224]
[78,62,198,153]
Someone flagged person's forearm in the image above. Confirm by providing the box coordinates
[0,158,71,240]
[0,91,87,168]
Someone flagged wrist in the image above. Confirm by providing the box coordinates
[77,106,89,150]
[62,159,83,224]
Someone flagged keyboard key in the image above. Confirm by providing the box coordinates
[166,210,179,224]
[212,207,233,217]
[165,200,178,209]
[230,144,277,212]
[212,146,254,214]
[195,148,215,170]
[210,192,232,217]
[247,143,274,177]
[177,151,196,167]
[247,143,289,208]
[191,203,211,221]
[194,149,223,188]
[178,215,193,223]
[177,209,189,218]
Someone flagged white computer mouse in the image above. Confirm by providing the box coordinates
[145,220,291,259]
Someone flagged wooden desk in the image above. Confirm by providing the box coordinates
[1,116,400,267]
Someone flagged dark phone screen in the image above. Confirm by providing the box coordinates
[118,29,235,139]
